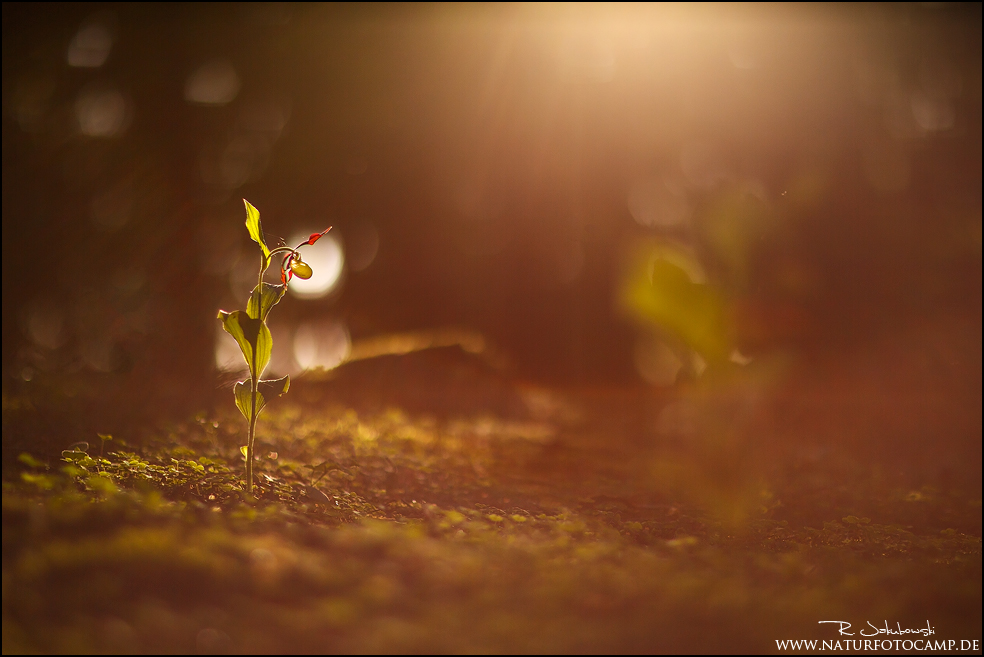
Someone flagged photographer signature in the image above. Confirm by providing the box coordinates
[818,621,935,637]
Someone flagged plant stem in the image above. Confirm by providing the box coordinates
[247,375,257,495]
[245,252,266,495]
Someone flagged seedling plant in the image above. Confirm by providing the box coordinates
[218,200,330,493]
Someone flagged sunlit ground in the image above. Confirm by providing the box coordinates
[4,327,981,653]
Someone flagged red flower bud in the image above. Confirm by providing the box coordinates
[306,226,332,245]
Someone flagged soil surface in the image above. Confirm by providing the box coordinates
[3,333,981,654]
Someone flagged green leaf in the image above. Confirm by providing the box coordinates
[17,453,44,468]
[217,310,272,378]
[21,472,55,490]
[234,382,250,420]
[244,199,270,261]
[247,282,286,321]
[61,450,93,465]
[87,473,118,495]
[620,243,731,364]
[259,374,290,399]
[233,375,290,420]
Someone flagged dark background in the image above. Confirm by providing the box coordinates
[3,3,981,466]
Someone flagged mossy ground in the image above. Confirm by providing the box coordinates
[3,364,981,654]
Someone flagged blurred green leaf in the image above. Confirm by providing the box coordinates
[86,473,118,495]
[217,310,272,378]
[244,199,270,261]
[20,472,55,490]
[620,242,731,364]
[17,453,44,468]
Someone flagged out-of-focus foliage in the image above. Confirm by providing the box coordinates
[620,240,731,367]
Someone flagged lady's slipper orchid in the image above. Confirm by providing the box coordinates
[280,227,331,284]
[290,257,313,280]
[218,200,330,493]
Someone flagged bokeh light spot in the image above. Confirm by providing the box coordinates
[287,232,344,299]
[67,15,114,68]
[184,59,241,106]
[23,300,66,350]
[293,320,351,371]
[75,84,129,137]
[910,93,954,132]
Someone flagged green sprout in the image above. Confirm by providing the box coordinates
[218,200,330,493]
